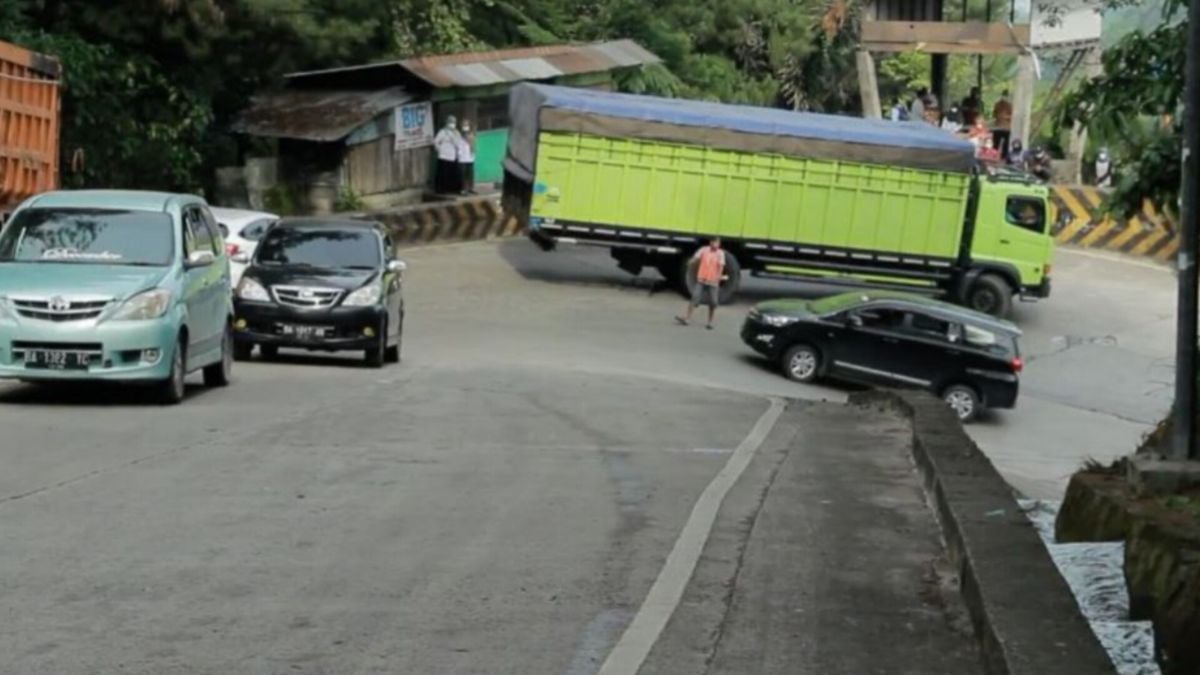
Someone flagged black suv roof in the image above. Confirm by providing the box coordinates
[271,217,384,231]
[816,291,1021,336]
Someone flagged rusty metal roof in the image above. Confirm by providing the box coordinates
[231,87,411,141]
[285,40,660,89]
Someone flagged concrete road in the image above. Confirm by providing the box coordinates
[476,239,1175,499]
[0,237,1172,672]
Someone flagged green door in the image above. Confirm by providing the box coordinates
[474,129,508,185]
[970,182,1052,286]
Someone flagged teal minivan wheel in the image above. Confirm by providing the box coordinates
[158,340,186,405]
[204,324,233,387]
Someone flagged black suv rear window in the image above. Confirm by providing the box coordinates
[964,324,1019,357]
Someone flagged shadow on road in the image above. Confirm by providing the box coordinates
[249,350,378,370]
[494,238,861,305]
[0,381,218,407]
[734,353,864,395]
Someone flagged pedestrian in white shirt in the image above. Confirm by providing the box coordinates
[457,120,476,195]
[434,116,462,194]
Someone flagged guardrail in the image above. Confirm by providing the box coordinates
[353,195,522,247]
[1050,185,1178,264]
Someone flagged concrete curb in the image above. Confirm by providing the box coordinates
[351,195,523,247]
[850,390,1117,675]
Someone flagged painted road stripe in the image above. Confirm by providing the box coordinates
[1103,218,1148,252]
[1147,234,1178,261]
[1130,228,1171,258]
[595,397,787,675]
[1067,188,1103,245]
[1052,189,1093,243]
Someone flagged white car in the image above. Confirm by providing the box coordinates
[210,207,277,287]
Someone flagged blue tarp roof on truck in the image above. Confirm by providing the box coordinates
[505,83,977,179]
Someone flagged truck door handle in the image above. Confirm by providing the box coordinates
[883,337,899,344]
[1000,238,1011,244]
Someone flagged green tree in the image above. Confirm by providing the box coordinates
[1056,0,1185,217]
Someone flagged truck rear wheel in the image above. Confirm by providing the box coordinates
[682,251,742,305]
[967,274,1013,318]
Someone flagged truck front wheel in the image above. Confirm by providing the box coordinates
[681,251,742,305]
[967,274,1013,318]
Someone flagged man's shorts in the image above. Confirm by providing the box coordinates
[690,283,720,309]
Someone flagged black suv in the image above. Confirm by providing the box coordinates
[742,291,1022,422]
[231,218,405,368]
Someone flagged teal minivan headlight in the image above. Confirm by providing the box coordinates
[112,289,173,321]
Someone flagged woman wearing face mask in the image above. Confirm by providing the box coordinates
[434,116,463,195]
[457,120,476,195]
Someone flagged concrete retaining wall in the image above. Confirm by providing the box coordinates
[853,390,1117,675]
[1051,185,1177,264]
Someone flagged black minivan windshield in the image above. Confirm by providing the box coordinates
[255,229,381,269]
[0,208,174,266]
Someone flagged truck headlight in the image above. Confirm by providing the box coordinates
[342,283,382,307]
[237,277,270,302]
[112,289,172,321]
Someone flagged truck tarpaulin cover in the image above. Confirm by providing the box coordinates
[504,83,975,181]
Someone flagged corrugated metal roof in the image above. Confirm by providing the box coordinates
[231,87,411,142]
[285,40,660,90]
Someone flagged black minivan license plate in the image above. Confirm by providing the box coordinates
[24,349,90,370]
[281,324,328,340]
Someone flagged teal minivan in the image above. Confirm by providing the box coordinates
[0,190,234,403]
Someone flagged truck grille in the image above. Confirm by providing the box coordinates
[271,286,342,308]
[11,297,111,321]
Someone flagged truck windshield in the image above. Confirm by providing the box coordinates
[255,229,380,269]
[0,208,174,266]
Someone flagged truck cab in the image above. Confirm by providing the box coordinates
[961,170,1054,316]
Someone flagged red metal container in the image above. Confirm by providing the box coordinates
[0,39,60,214]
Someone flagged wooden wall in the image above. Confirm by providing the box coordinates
[343,135,431,196]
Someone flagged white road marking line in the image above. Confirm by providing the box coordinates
[1056,247,1173,273]
[595,396,787,675]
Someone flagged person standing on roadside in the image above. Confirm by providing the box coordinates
[991,90,1013,159]
[911,88,927,125]
[434,115,462,195]
[456,119,476,195]
[961,86,983,126]
[675,238,726,330]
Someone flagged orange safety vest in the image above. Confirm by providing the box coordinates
[696,248,725,286]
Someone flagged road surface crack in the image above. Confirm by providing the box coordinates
[701,433,794,674]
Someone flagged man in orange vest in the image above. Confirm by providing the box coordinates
[675,237,726,330]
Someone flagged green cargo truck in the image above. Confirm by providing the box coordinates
[503,84,1053,317]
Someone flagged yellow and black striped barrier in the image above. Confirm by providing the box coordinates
[357,195,523,247]
[1050,185,1178,264]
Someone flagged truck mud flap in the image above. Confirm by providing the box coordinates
[528,229,556,251]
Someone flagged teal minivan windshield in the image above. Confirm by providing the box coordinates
[0,208,175,266]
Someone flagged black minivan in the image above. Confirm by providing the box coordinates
[231,218,405,368]
[741,291,1022,422]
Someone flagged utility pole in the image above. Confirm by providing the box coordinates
[1172,0,1200,460]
